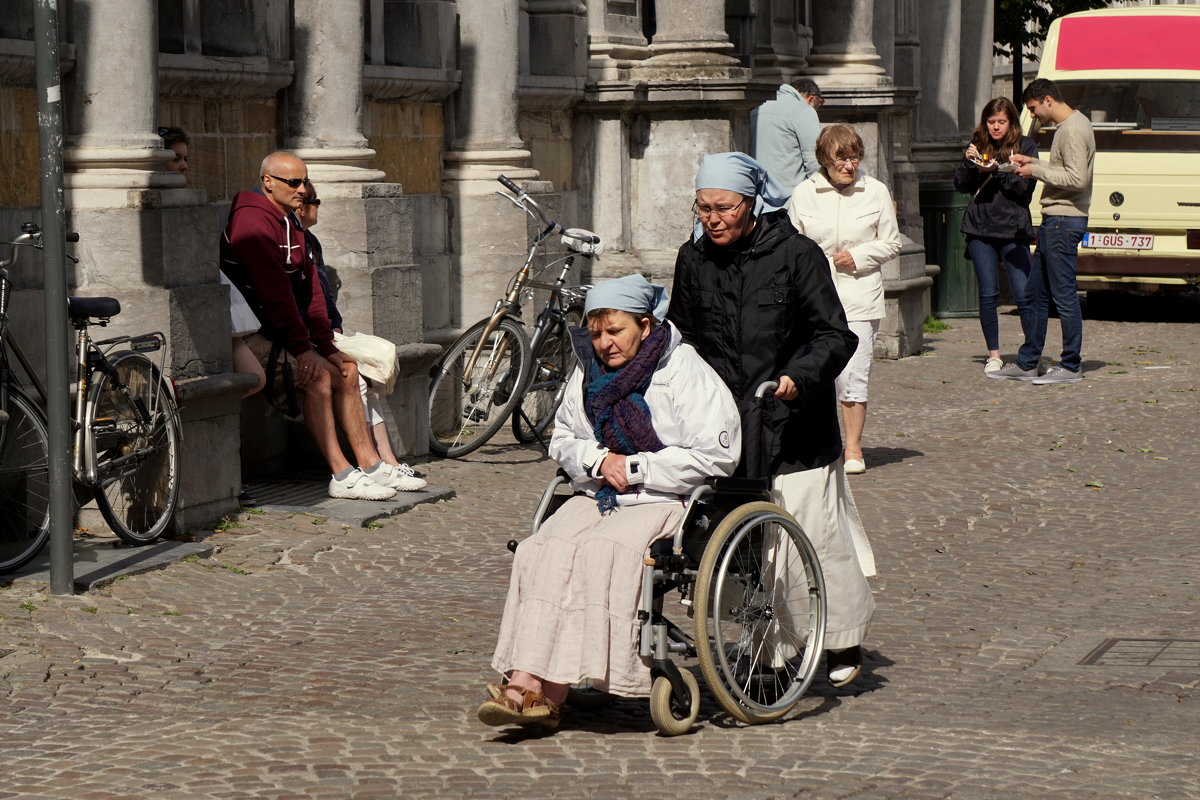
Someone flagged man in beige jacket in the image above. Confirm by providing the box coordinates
[995,78,1094,385]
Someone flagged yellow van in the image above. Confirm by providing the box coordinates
[1024,6,1200,297]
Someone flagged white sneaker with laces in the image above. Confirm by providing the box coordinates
[983,356,1004,374]
[368,462,428,492]
[329,469,397,500]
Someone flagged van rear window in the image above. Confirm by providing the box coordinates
[1057,16,1200,71]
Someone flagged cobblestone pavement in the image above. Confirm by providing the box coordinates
[3,303,1198,800]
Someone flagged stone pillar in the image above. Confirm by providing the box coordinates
[807,0,888,87]
[915,0,961,145]
[958,0,994,133]
[894,0,920,88]
[874,0,896,81]
[63,0,177,206]
[586,0,650,81]
[444,0,537,186]
[443,0,544,329]
[288,0,386,184]
[643,0,739,68]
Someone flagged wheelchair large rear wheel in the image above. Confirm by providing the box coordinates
[693,501,826,724]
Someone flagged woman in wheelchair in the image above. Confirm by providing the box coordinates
[667,152,877,690]
[477,274,742,730]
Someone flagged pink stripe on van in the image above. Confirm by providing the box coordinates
[1056,16,1200,71]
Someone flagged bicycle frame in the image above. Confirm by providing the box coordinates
[457,191,588,385]
[1,230,170,486]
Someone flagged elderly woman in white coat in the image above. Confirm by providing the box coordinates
[476,275,741,731]
[787,124,902,474]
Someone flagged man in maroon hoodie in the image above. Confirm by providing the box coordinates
[220,151,413,500]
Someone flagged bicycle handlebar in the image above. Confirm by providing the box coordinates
[496,175,601,245]
[0,225,80,268]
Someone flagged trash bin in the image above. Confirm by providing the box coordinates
[919,180,977,318]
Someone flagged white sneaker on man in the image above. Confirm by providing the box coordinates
[329,468,397,500]
[366,462,427,492]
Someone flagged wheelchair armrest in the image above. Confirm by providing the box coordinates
[704,476,771,496]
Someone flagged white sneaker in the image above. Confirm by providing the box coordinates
[367,462,427,492]
[329,469,397,500]
[983,356,1004,374]
[844,458,867,475]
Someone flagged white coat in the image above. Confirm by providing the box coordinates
[786,171,902,322]
[550,322,742,505]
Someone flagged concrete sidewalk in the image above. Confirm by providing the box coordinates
[1,304,1197,799]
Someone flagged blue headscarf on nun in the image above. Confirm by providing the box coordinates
[693,152,792,242]
[583,274,670,322]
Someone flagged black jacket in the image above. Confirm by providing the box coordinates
[667,210,857,478]
[953,135,1039,243]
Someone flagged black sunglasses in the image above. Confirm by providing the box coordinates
[266,174,311,189]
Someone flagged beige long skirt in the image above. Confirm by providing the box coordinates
[490,495,684,698]
[772,460,877,651]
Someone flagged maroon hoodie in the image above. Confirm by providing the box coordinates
[219,189,336,357]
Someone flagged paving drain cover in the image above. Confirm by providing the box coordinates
[244,480,330,509]
[1079,638,1200,668]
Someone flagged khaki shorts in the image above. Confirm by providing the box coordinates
[243,332,300,396]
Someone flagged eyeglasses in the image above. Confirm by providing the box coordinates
[833,156,862,168]
[266,174,311,189]
[303,199,321,207]
[692,198,746,220]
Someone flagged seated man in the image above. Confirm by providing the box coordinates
[475,275,742,731]
[219,151,413,500]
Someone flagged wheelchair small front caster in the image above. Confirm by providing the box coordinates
[649,671,699,736]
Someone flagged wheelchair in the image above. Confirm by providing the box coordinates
[515,382,827,736]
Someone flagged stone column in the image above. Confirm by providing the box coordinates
[63,0,177,206]
[643,0,739,68]
[915,0,961,144]
[958,0,994,133]
[288,0,385,184]
[894,0,921,88]
[444,0,538,187]
[807,0,888,87]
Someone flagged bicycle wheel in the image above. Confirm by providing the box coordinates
[89,353,181,545]
[693,502,826,724]
[0,388,51,573]
[428,316,530,458]
[512,305,581,444]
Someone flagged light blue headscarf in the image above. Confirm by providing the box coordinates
[584,274,670,322]
[693,152,792,241]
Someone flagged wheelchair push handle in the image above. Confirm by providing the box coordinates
[754,380,779,403]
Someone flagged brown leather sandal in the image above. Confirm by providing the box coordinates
[485,677,509,701]
[476,685,562,729]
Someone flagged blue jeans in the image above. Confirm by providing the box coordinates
[966,236,1033,353]
[1017,215,1085,372]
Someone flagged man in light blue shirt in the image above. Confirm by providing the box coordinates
[750,78,824,192]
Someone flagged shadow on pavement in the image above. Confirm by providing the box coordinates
[862,446,923,467]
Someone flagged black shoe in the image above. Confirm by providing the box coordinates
[238,490,259,507]
[826,646,862,688]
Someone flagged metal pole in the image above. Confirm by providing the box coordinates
[34,0,75,594]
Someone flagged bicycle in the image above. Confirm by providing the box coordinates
[0,223,182,574]
[427,175,599,458]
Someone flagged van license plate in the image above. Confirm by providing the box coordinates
[1081,232,1154,250]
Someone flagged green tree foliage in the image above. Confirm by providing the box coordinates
[994,0,1108,99]
[993,0,1109,61]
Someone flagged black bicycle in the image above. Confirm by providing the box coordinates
[0,223,182,573]
[427,176,597,458]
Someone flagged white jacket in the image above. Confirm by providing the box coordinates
[787,171,902,322]
[550,323,742,505]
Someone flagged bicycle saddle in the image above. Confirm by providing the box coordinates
[67,296,121,319]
